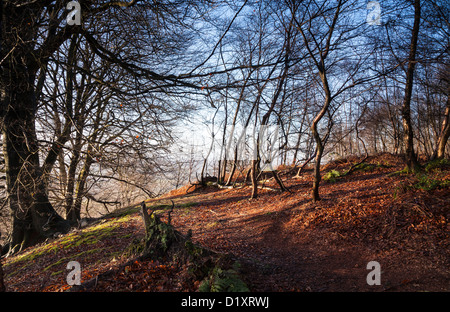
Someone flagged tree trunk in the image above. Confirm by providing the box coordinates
[433,95,450,159]
[225,147,238,186]
[72,152,95,223]
[310,68,332,202]
[250,159,258,199]
[1,68,70,254]
[0,243,5,291]
[65,132,83,223]
[401,0,421,172]
[311,121,324,202]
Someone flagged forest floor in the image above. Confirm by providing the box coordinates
[2,153,449,292]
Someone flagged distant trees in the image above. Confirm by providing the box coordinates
[202,0,449,201]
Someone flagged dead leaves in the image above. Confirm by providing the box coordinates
[3,153,449,292]
[92,260,181,292]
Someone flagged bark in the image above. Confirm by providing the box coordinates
[42,34,79,185]
[433,95,450,159]
[1,69,70,253]
[250,159,258,199]
[0,0,72,254]
[311,120,325,201]
[72,151,95,223]
[401,0,421,172]
[310,67,333,201]
[293,0,342,201]
[225,147,238,186]
[0,243,5,291]
[65,129,83,223]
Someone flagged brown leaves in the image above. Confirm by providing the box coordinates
[3,153,449,292]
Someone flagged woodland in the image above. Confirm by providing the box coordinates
[0,0,449,293]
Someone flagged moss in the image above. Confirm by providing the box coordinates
[6,216,127,269]
[185,240,206,259]
[151,201,198,211]
[425,158,450,173]
[145,218,176,255]
[51,270,64,277]
[388,167,410,177]
[354,163,377,172]
[43,248,105,272]
[412,174,450,191]
[323,170,341,183]
[104,206,140,219]
[123,238,146,258]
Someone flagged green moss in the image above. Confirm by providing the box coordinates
[123,238,146,258]
[425,158,450,173]
[354,163,377,172]
[151,201,198,211]
[105,206,140,219]
[388,167,410,177]
[323,170,341,183]
[145,219,176,254]
[6,217,127,269]
[43,248,103,272]
[51,270,64,277]
[185,240,206,258]
[412,174,450,191]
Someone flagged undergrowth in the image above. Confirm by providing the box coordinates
[198,263,249,292]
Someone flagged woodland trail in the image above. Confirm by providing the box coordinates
[164,154,449,291]
[3,154,449,292]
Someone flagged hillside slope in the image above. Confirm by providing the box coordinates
[2,153,449,291]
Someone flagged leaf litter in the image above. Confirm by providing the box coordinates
[2,153,449,292]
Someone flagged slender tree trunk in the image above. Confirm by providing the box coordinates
[401,0,421,172]
[0,242,5,291]
[433,95,450,159]
[310,66,333,201]
[65,107,85,223]
[311,114,326,202]
[225,147,238,186]
[250,159,258,199]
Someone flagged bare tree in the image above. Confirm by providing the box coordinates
[399,0,422,172]
[0,0,216,254]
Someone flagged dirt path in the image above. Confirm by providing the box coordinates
[169,187,449,291]
[164,157,449,292]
